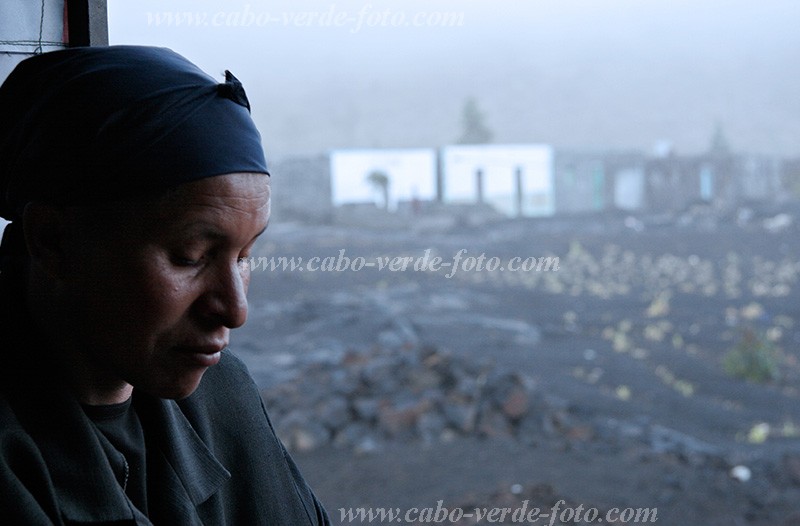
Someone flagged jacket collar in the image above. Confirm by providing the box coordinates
[135,393,231,508]
[12,376,229,524]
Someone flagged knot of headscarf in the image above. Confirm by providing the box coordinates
[218,70,251,111]
[0,45,269,226]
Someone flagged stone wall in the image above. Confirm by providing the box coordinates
[262,344,574,454]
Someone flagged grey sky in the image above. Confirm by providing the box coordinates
[108,0,800,159]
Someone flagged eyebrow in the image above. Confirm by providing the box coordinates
[178,222,268,244]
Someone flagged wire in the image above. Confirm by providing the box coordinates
[34,0,46,54]
[0,0,66,54]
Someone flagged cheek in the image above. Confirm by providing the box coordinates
[134,267,199,321]
[84,258,196,330]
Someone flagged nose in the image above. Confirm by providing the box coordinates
[200,260,249,329]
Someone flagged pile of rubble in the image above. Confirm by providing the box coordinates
[261,344,577,453]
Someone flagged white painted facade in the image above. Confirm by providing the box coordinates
[441,144,554,217]
[614,167,645,211]
[330,148,437,210]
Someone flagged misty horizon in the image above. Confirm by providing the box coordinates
[109,0,800,160]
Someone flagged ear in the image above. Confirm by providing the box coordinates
[22,202,69,281]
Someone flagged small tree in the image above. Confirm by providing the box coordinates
[457,97,493,144]
[366,170,390,210]
[723,328,781,383]
[708,122,731,157]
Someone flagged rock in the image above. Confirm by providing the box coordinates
[648,425,720,458]
[333,422,379,452]
[276,411,330,453]
[442,400,477,433]
[730,465,752,482]
[452,374,480,398]
[477,408,513,439]
[543,410,574,437]
[262,342,572,452]
[352,397,380,422]
[408,367,441,392]
[315,395,350,431]
[377,399,431,438]
[516,414,545,447]
[416,412,447,445]
[377,330,405,349]
[483,372,525,410]
[360,356,402,393]
[328,368,359,397]
[500,386,529,421]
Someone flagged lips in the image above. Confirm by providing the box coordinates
[176,343,225,367]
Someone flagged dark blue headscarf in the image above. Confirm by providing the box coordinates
[0,45,269,276]
[0,45,269,221]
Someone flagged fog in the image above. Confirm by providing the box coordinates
[109,0,800,159]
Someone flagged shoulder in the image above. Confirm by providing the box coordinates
[177,349,274,436]
[0,394,34,452]
[0,397,49,479]
[0,390,63,523]
[192,349,261,405]
[0,380,46,445]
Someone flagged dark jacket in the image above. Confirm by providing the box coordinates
[0,311,330,525]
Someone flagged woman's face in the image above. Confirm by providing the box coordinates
[58,173,270,401]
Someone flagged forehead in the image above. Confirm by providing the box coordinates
[151,173,271,228]
[70,173,270,240]
[159,173,270,207]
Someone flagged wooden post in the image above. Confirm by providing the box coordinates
[475,168,484,204]
[435,149,444,202]
[66,0,108,47]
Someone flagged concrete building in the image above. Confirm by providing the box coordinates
[643,154,709,213]
[554,151,645,214]
[440,144,554,217]
[329,148,437,211]
[643,152,785,213]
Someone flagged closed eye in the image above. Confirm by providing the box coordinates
[173,256,204,267]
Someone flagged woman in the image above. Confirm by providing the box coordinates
[0,46,330,524]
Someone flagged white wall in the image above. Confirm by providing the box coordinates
[441,144,554,217]
[614,168,645,210]
[330,149,437,210]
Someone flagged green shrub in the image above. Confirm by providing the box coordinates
[723,328,781,383]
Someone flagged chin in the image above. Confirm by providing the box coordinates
[139,370,208,400]
[167,384,203,400]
